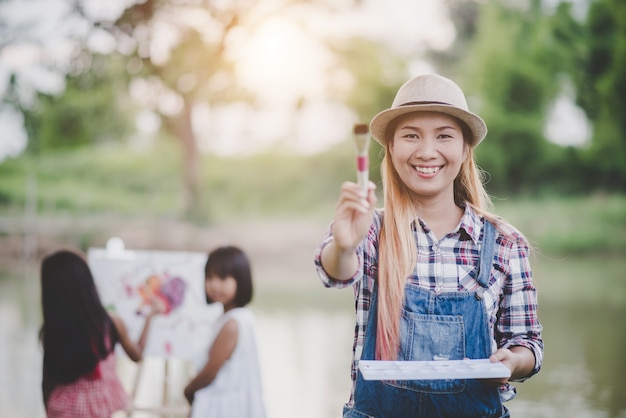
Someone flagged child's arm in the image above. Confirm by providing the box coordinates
[184,318,239,404]
[110,300,164,362]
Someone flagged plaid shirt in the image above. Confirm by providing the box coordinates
[314,204,543,403]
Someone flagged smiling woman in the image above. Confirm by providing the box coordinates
[228,17,332,105]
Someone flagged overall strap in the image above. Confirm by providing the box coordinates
[475,220,496,294]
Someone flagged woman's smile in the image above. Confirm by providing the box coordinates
[414,165,443,176]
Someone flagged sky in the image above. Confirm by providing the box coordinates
[0,0,590,161]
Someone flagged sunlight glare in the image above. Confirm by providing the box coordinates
[229,18,331,105]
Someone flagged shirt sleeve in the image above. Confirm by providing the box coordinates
[495,231,544,381]
[313,223,364,289]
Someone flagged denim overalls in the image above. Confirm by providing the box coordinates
[344,221,509,418]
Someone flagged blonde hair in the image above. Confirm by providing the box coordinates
[376,117,500,360]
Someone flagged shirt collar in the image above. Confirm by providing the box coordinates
[456,204,483,244]
[412,204,483,244]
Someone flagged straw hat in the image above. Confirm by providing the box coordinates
[369,73,487,147]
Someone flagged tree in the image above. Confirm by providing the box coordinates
[575,0,626,191]
[24,54,134,154]
[2,0,367,217]
[75,0,372,217]
[0,0,73,159]
[454,1,556,193]
[437,0,626,194]
[427,1,593,194]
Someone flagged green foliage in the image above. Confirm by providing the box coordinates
[198,143,358,221]
[0,140,358,221]
[6,0,626,215]
[493,193,626,256]
[457,2,562,194]
[1,144,624,256]
[0,142,182,215]
[574,0,626,191]
[24,55,134,154]
[430,0,626,194]
[330,37,408,123]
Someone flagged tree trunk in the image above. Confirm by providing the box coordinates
[173,100,200,217]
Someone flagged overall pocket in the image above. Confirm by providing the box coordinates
[386,311,466,394]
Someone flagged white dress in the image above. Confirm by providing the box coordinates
[190,307,266,418]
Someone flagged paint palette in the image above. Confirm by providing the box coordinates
[359,359,511,380]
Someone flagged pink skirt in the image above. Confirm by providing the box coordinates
[46,353,128,418]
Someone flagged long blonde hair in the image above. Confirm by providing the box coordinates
[376,118,498,360]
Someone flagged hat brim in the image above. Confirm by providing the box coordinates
[369,104,487,147]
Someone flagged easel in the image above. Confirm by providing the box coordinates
[90,241,216,418]
[123,357,192,418]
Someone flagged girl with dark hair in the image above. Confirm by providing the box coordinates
[184,245,266,418]
[40,248,163,417]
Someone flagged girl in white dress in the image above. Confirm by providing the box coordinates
[184,246,266,418]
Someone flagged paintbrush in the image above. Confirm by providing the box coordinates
[353,123,370,194]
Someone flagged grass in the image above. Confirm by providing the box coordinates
[0,141,353,221]
[0,142,625,255]
[493,193,626,255]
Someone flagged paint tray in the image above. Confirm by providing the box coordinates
[359,359,511,380]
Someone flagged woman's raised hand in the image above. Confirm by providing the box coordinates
[332,181,377,252]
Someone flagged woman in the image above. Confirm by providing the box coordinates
[315,73,543,417]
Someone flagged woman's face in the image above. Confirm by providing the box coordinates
[389,111,468,204]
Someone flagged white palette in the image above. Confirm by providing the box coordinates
[359,359,511,381]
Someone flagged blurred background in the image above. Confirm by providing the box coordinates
[0,0,625,417]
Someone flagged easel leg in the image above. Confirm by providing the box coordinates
[127,359,144,418]
[124,357,190,417]
[163,359,170,417]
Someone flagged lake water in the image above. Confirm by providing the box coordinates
[1,254,624,418]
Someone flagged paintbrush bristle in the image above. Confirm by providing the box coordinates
[353,124,369,135]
